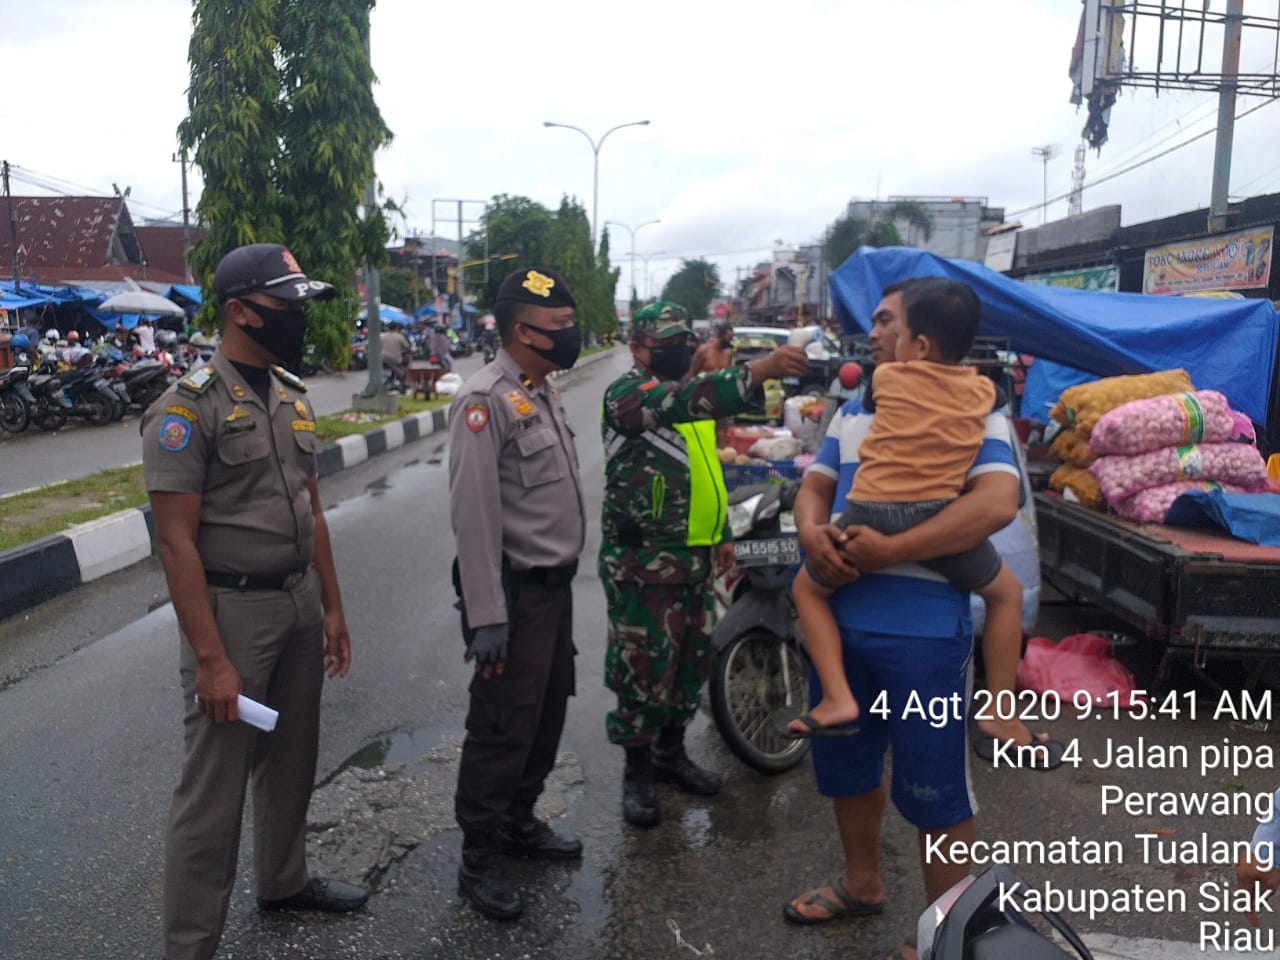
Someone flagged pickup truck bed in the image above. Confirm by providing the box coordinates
[1035,491,1280,671]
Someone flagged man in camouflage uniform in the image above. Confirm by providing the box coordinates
[600,302,807,827]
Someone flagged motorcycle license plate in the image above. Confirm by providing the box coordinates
[733,536,799,567]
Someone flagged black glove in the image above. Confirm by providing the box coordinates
[466,624,509,666]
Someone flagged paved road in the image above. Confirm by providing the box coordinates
[0,355,485,497]
[0,351,1271,959]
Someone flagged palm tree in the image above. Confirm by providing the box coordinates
[821,200,935,270]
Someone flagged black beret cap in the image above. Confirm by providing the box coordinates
[494,267,576,309]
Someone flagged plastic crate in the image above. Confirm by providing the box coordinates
[721,459,798,490]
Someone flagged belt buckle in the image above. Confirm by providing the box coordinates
[282,570,306,591]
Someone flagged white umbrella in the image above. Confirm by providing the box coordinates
[97,290,186,318]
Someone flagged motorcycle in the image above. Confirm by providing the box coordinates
[102,350,173,413]
[917,864,1093,959]
[23,357,71,431]
[0,365,35,433]
[57,359,116,426]
[482,342,497,364]
[707,479,811,774]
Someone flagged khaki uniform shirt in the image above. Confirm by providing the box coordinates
[448,349,585,628]
[141,350,319,578]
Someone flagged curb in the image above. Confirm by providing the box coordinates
[0,405,449,622]
[0,348,617,622]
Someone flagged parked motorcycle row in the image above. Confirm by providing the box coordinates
[0,336,211,435]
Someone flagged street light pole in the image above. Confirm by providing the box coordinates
[603,219,660,304]
[543,119,650,250]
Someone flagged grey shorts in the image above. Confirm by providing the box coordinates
[805,497,1001,592]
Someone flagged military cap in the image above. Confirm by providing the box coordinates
[631,301,693,340]
[213,243,337,303]
[494,267,576,309]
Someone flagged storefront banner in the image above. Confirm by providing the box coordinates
[1025,265,1118,291]
[1143,226,1273,295]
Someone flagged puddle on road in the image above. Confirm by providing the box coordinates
[323,723,450,785]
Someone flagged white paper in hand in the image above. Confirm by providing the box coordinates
[194,694,279,732]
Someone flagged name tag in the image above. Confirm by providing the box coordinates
[292,420,316,432]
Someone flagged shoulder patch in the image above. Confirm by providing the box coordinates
[158,414,193,451]
[465,403,489,432]
[178,365,218,396]
[639,378,660,392]
[166,404,198,422]
[269,365,308,393]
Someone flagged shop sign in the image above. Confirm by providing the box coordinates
[1025,265,1118,292]
[1143,226,1273,295]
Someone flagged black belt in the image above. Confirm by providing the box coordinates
[507,562,578,587]
[204,569,309,591]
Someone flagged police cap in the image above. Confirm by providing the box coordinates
[214,243,337,303]
[494,267,576,309]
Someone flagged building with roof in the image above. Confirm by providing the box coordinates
[0,196,188,285]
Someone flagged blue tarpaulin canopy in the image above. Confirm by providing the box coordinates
[829,246,1280,425]
[168,284,203,304]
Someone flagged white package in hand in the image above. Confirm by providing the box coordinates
[194,694,279,732]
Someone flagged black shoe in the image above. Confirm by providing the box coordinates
[652,745,722,796]
[257,876,368,913]
[499,817,583,860]
[622,750,661,828]
[458,851,522,921]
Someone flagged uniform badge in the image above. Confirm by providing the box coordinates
[506,389,534,417]
[224,405,255,433]
[231,383,247,399]
[276,386,290,401]
[639,378,660,392]
[166,404,198,422]
[291,419,316,432]
[522,270,555,298]
[178,365,218,396]
[158,414,192,451]
[293,399,308,418]
[465,404,489,432]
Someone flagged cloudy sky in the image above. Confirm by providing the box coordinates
[4,0,1278,297]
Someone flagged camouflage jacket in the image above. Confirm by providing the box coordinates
[599,364,754,584]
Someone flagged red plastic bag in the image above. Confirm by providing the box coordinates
[1016,634,1142,710]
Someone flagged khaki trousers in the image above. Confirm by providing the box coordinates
[162,568,324,960]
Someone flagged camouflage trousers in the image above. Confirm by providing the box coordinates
[603,576,717,747]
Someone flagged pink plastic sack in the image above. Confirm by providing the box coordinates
[1089,442,1267,504]
[1112,480,1252,524]
[1228,409,1257,445]
[1017,633,1142,709]
[1088,390,1233,456]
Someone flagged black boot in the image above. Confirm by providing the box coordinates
[458,834,522,921]
[499,809,583,860]
[622,747,661,828]
[651,726,722,796]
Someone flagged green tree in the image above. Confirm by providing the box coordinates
[661,259,720,319]
[179,0,283,327]
[276,0,392,368]
[466,194,555,310]
[821,200,935,270]
[377,267,416,312]
[180,0,392,366]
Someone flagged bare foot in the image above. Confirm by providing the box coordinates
[786,696,859,735]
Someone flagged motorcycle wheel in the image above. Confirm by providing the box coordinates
[105,389,126,422]
[81,394,113,426]
[33,401,68,432]
[0,390,31,433]
[709,629,811,774]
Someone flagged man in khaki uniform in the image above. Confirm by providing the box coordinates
[143,243,366,960]
[448,266,586,922]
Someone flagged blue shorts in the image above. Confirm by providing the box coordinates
[809,610,977,831]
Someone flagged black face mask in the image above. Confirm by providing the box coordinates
[521,323,582,370]
[238,300,309,367]
[647,344,694,381]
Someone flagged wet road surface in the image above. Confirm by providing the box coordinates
[1,350,1275,959]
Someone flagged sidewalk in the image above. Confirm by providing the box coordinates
[0,349,616,622]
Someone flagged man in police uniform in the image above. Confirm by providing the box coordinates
[448,266,587,921]
[600,302,807,828]
[143,243,366,960]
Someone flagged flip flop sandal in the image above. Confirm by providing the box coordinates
[972,733,1067,771]
[783,877,884,925]
[776,711,860,740]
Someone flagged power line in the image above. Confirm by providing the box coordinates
[1006,97,1277,218]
